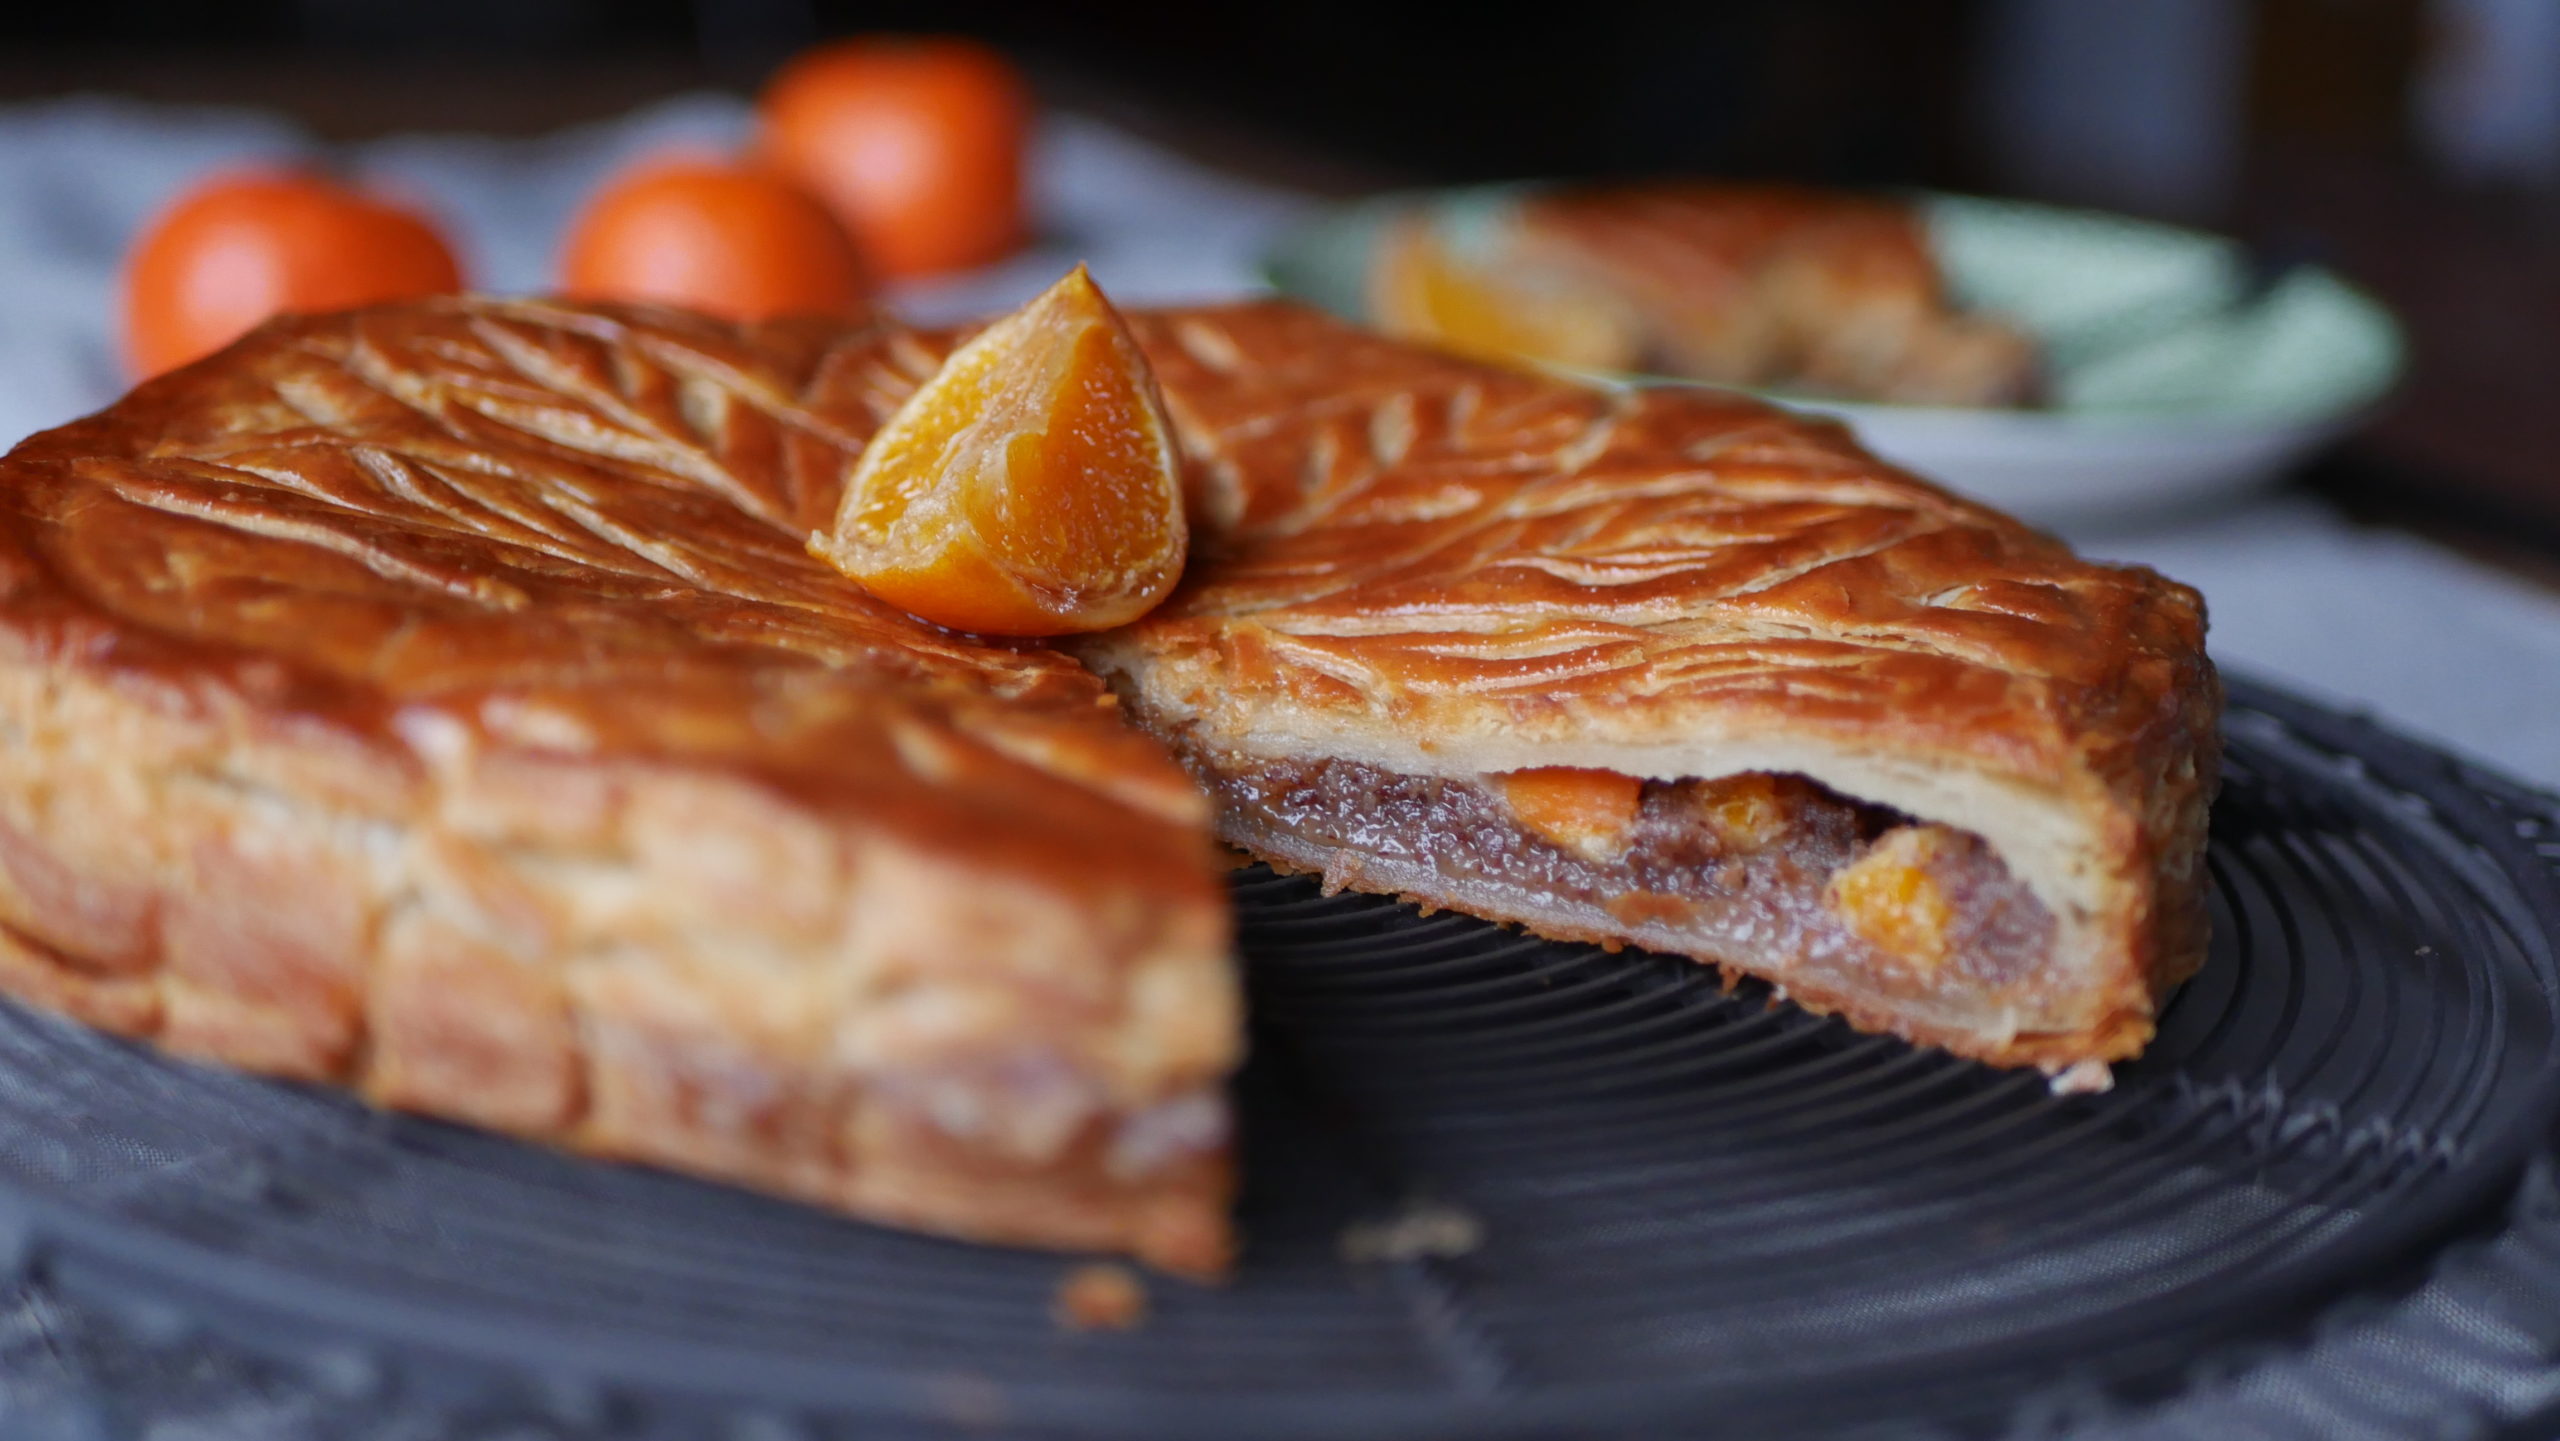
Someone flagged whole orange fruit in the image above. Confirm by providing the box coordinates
[122,170,464,380]
[558,156,871,324]
[757,36,1031,279]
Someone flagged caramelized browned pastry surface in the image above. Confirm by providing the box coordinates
[1518,183,1938,295]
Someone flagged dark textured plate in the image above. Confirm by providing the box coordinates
[0,677,2549,1440]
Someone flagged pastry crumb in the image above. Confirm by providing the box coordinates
[1053,1263,1149,1331]
[2046,1058,2114,1095]
[1339,1200,1484,1264]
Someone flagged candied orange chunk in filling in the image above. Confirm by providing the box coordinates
[813,265,1186,635]
[1697,772,1803,851]
[1494,766,1644,859]
[1371,219,1641,374]
[1824,824,1960,973]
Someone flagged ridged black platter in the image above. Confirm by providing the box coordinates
[0,676,2550,1440]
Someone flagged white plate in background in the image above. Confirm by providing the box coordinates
[1263,189,2405,527]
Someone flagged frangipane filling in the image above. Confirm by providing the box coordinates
[1198,755,2057,1010]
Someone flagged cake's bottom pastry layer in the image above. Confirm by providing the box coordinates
[1190,751,2073,1067]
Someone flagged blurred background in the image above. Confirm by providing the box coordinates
[0,0,2555,774]
[3,1,2556,537]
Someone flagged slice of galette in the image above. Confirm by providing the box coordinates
[1082,302,2217,1083]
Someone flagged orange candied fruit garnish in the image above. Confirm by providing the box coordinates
[1699,773,1795,852]
[1825,825,1959,972]
[1495,766,1645,856]
[812,265,1187,636]
[1370,217,1641,375]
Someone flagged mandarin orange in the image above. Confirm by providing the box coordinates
[558,157,869,322]
[812,266,1185,636]
[758,36,1030,278]
[123,170,463,379]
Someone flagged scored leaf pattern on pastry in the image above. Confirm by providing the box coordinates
[4,295,2200,809]
[1120,303,2203,769]
[2,298,1203,838]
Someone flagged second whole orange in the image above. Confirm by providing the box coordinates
[758,36,1031,279]
[559,157,870,323]
[122,170,464,380]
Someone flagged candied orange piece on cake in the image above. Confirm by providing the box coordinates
[814,265,1186,635]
